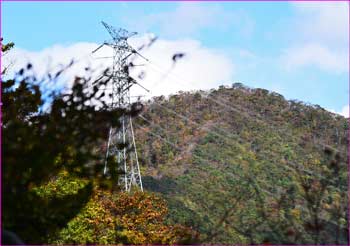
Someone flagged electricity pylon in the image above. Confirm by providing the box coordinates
[94,21,143,192]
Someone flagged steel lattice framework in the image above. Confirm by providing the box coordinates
[97,21,143,192]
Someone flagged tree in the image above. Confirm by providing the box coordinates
[52,190,198,244]
[1,38,15,74]
[292,146,348,244]
[2,46,198,244]
[2,61,134,243]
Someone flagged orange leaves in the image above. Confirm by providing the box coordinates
[103,191,198,244]
[55,189,198,244]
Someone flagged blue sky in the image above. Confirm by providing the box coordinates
[2,1,349,116]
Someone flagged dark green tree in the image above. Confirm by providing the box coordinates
[2,57,137,243]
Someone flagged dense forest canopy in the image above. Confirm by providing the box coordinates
[135,84,349,244]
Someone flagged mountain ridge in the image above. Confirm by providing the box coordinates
[133,83,348,244]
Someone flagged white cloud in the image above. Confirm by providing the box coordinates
[238,49,257,60]
[281,43,347,74]
[150,3,221,36]
[5,42,112,90]
[124,2,254,38]
[4,37,235,99]
[129,38,235,97]
[328,105,349,118]
[281,2,349,73]
[340,105,349,118]
[292,2,348,47]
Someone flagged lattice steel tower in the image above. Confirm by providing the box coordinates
[94,21,143,192]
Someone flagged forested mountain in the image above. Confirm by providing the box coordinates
[133,83,349,244]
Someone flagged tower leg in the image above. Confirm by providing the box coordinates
[104,127,113,175]
[129,117,143,191]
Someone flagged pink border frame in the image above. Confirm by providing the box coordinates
[0,1,349,245]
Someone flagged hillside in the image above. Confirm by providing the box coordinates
[133,83,349,244]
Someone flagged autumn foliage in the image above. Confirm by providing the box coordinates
[52,190,198,244]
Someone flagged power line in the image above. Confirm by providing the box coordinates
[139,98,343,186]
[137,56,347,159]
[86,28,348,233]
[137,112,346,191]
[88,26,347,194]
[135,117,347,230]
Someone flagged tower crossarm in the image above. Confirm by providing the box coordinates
[102,21,137,44]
